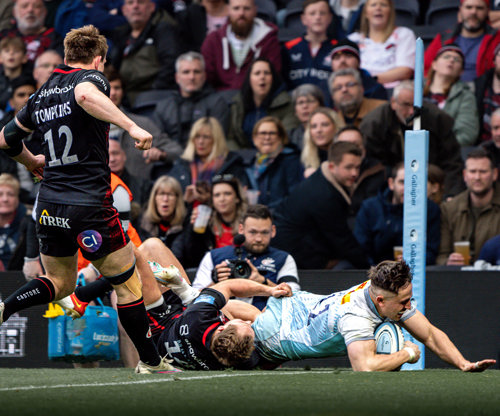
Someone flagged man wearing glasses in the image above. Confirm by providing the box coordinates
[329,68,385,127]
[192,204,300,310]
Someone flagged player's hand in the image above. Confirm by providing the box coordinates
[462,359,496,372]
[143,147,166,163]
[130,124,152,150]
[403,341,420,364]
[447,252,465,266]
[214,261,232,282]
[26,154,45,180]
[23,258,43,281]
[271,283,292,298]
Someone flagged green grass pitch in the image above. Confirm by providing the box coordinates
[0,367,498,416]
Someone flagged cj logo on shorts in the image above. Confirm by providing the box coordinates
[77,230,103,252]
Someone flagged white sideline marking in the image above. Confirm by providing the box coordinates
[0,370,339,392]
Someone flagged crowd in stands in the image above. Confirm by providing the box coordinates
[4,0,500,277]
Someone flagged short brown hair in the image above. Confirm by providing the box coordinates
[64,25,108,65]
[328,140,361,164]
[0,37,26,54]
[252,116,289,145]
[368,260,412,294]
[302,0,331,13]
[211,326,255,367]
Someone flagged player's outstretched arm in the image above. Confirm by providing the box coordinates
[74,82,152,150]
[347,339,420,372]
[402,311,496,372]
[212,279,292,303]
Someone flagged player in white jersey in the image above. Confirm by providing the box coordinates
[220,260,496,372]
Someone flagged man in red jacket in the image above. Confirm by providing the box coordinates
[425,0,500,82]
[201,0,281,91]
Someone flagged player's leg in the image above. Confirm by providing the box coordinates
[1,253,78,324]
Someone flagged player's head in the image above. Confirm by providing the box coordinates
[368,260,413,321]
[238,204,276,254]
[63,25,108,67]
[211,319,255,367]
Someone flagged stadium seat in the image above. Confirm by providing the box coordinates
[409,25,439,49]
[255,0,277,24]
[426,0,460,28]
[283,0,305,32]
[393,0,420,27]
[131,89,171,119]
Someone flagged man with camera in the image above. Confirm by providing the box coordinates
[192,205,300,310]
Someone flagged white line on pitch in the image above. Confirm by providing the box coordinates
[0,370,340,392]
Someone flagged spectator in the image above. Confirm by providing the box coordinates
[138,175,186,252]
[348,0,415,89]
[334,125,386,221]
[105,67,182,181]
[109,0,181,106]
[288,84,324,150]
[0,173,27,269]
[245,116,304,212]
[177,0,229,52]
[360,80,465,198]
[201,0,281,91]
[87,0,128,38]
[427,164,445,206]
[329,68,385,126]
[438,148,500,265]
[108,138,152,207]
[354,162,440,266]
[321,38,387,105]
[0,37,33,110]
[32,49,62,89]
[167,117,249,206]
[474,43,500,142]
[424,45,478,147]
[482,107,500,170]
[193,204,300,310]
[425,0,500,83]
[272,141,369,270]
[228,58,297,149]
[180,174,248,268]
[0,0,64,62]
[477,233,500,264]
[282,0,335,91]
[301,107,344,178]
[152,52,230,149]
[329,0,364,39]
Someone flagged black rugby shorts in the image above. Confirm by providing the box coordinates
[35,201,129,261]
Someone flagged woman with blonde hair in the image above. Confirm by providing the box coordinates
[169,117,248,206]
[348,0,415,88]
[139,176,186,255]
[301,107,345,177]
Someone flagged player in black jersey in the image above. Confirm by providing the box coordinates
[0,25,175,374]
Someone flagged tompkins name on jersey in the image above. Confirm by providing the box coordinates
[34,101,71,124]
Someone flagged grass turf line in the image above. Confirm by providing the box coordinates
[0,368,498,416]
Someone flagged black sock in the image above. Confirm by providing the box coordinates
[75,278,113,303]
[2,277,55,321]
[117,297,160,366]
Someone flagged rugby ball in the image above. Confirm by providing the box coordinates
[374,322,404,354]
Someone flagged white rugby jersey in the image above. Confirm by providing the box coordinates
[252,281,416,363]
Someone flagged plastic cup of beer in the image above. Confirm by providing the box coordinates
[246,189,260,205]
[193,204,212,234]
[393,246,403,260]
[454,241,470,265]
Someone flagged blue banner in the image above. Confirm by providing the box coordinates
[402,129,428,370]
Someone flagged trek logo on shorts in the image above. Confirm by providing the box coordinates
[77,230,103,252]
[39,209,71,229]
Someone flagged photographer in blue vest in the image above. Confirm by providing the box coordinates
[192,204,300,310]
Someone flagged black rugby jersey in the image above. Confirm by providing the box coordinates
[158,288,228,370]
[17,65,112,206]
